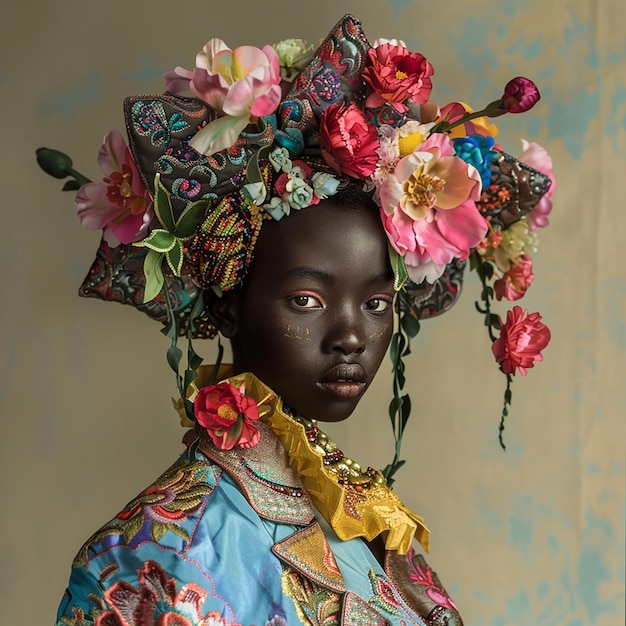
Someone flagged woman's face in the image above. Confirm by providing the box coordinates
[226,198,395,422]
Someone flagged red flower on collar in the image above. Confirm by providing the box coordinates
[194,381,261,450]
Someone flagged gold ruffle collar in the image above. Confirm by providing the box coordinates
[177,366,430,554]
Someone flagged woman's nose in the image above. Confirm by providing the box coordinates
[322,308,367,355]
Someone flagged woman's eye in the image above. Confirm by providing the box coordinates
[288,294,323,309]
[365,298,392,313]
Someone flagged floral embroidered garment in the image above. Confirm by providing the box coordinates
[56,374,463,625]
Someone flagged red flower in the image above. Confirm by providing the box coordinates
[492,306,551,376]
[319,102,379,179]
[494,253,534,301]
[363,43,434,107]
[500,76,540,113]
[194,381,261,450]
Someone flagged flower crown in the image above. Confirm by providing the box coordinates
[37,15,554,483]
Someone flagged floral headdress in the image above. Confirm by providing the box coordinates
[38,15,554,484]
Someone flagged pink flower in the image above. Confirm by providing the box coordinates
[500,77,540,113]
[194,381,261,450]
[75,130,153,246]
[377,133,487,283]
[98,560,232,625]
[492,306,551,376]
[363,43,434,109]
[494,253,534,301]
[517,139,556,230]
[319,102,380,178]
[164,39,281,156]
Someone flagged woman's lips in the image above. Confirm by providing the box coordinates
[317,381,366,400]
[318,363,367,400]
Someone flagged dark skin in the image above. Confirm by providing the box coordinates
[212,198,396,423]
[210,198,395,563]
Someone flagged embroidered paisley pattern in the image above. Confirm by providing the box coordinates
[75,457,216,566]
[281,567,341,625]
[368,569,402,616]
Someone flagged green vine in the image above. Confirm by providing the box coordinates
[162,287,204,424]
[382,291,420,487]
[471,250,512,450]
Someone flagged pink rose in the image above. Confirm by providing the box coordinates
[319,102,380,179]
[494,253,534,301]
[363,43,434,108]
[75,130,153,246]
[500,77,540,113]
[194,382,261,450]
[492,306,551,376]
[517,139,556,231]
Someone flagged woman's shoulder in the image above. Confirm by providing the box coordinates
[72,441,225,569]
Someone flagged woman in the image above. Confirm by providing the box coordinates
[42,14,552,625]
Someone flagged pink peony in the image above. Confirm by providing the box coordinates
[164,39,281,155]
[517,139,556,231]
[500,77,540,113]
[194,381,261,450]
[363,43,434,108]
[494,253,534,301]
[319,102,380,179]
[492,306,551,375]
[75,130,153,246]
[377,133,486,283]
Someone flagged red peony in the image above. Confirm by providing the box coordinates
[194,382,261,450]
[363,43,434,107]
[500,76,540,113]
[319,102,380,179]
[492,306,551,376]
[494,253,534,301]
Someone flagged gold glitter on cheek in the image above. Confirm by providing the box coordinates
[369,324,389,343]
[284,325,311,340]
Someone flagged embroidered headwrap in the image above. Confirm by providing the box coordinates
[37,14,554,483]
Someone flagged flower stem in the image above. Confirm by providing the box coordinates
[498,374,513,450]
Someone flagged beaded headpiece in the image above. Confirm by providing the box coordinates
[38,14,554,483]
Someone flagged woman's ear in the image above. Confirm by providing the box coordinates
[203,290,240,338]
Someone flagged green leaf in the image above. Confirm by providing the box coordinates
[142,249,165,302]
[62,180,82,191]
[187,339,203,372]
[167,344,183,374]
[137,229,176,253]
[388,245,408,291]
[224,417,244,447]
[153,173,176,232]
[174,199,209,238]
[400,394,411,429]
[166,240,184,276]
[400,312,420,340]
[388,396,401,422]
[151,522,166,542]
[183,367,198,392]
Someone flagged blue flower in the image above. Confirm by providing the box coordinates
[453,134,496,188]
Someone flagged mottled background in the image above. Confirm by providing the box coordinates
[1,0,624,623]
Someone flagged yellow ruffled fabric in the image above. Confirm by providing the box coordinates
[179,367,430,554]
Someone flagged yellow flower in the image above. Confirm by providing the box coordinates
[494,218,539,271]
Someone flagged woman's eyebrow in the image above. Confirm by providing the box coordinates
[280,267,334,282]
